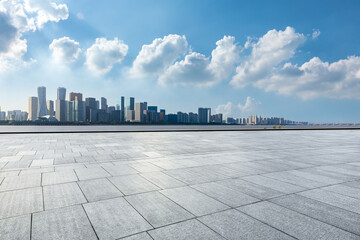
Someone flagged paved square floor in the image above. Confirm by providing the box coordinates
[0,130,360,239]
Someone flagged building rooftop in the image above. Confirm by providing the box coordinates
[0,130,360,239]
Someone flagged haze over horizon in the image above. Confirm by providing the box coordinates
[1,0,360,122]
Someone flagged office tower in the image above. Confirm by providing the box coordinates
[135,102,146,122]
[47,100,54,117]
[177,112,189,123]
[86,97,97,122]
[189,112,198,123]
[198,108,211,123]
[126,97,135,110]
[56,87,67,122]
[66,101,75,122]
[37,86,47,118]
[29,96,38,121]
[211,113,223,123]
[108,106,115,113]
[160,109,166,122]
[74,100,86,122]
[21,112,28,121]
[148,106,158,112]
[120,96,125,122]
[69,92,83,101]
[0,108,5,121]
[57,87,66,100]
[101,97,107,111]
[126,110,135,121]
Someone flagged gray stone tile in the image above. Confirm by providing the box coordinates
[0,174,41,192]
[0,215,31,240]
[78,178,123,202]
[140,171,186,189]
[148,219,224,240]
[129,162,163,173]
[84,197,152,239]
[271,194,360,236]
[160,186,229,216]
[102,164,138,176]
[32,205,97,240]
[19,167,53,176]
[0,170,19,178]
[263,171,327,189]
[344,180,360,189]
[75,167,111,180]
[322,184,360,199]
[42,170,78,186]
[298,189,360,214]
[191,182,259,207]
[0,187,43,219]
[199,209,294,240]
[30,159,54,167]
[242,175,306,194]
[121,232,153,240]
[218,178,284,199]
[126,191,194,228]
[43,182,87,210]
[238,201,359,240]
[109,174,160,195]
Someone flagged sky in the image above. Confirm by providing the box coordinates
[0,0,360,123]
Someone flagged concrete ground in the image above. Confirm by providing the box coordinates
[0,130,360,240]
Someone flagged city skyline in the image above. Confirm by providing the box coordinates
[1,0,360,122]
[0,85,304,125]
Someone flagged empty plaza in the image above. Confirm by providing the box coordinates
[0,130,360,240]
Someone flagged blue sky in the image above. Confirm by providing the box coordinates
[1,0,360,122]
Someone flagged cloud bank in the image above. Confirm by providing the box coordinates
[49,37,80,63]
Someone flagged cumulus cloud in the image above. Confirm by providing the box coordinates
[157,35,240,86]
[238,96,261,113]
[260,56,360,99]
[215,101,233,118]
[312,29,321,39]
[49,37,80,63]
[0,0,68,71]
[85,37,128,74]
[231,26,306,88]
[130,34,188,77]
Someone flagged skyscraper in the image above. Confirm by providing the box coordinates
[198,107,211,123]
[56,87,67,122]
[47,100,54,117]
[101,97,108,111]
[86,97,97,122]
[57,87,66,101]
[37,86,47,117]
[69,92,83,101]
[29,96,38,121]
[120,96,125,122]
[135,102,146,122]
[126,97,135,110]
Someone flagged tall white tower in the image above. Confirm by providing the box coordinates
[37,86,47,118]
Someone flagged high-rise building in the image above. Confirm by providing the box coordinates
[47,100,54,117]
[189,112,198,123]
[211,113,223,123]
[69,92,83,101]
[101,97,107,111]
[57,87,66,101]
[135,102,146,122]
[126,110,135,121]
[29,96,38,121]
[86,97,97,122]
[198,107,211,123]
[37,86,47,118]
[0,107,5,121]
[126,97,135,110]
[120,96,125,122]
[56,87,67,122]
[148,106,158,112]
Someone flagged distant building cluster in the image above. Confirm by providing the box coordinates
[1,86,223,124]
[226,116,306,125]
[0,86,303,125]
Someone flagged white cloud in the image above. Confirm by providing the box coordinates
[215,101,233,118]
[49,37,80,63]
[85,37,128,74]
[260,56,360,99]
[24,0,68,28]
[231,26,306,88]
[157,35,240,86]
[238,96,261,113]
[312,29,321,39]
[130,34,188,77]
[0,0,68,71]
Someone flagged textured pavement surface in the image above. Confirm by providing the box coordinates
[0,130,360,240]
